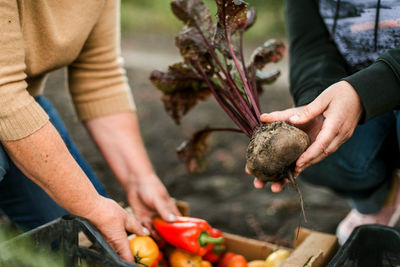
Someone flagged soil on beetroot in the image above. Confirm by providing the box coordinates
[42,33,352,247]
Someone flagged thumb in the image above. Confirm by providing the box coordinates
[153,199,179,222]
[289,100,327,125]
[260,108,299,123]
[125,216,150,236]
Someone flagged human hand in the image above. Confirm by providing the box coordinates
[85,196,150,263]
[125,173,180,235]
[249,81,363,192]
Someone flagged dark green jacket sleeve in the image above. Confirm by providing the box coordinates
[286,0,400,123]
[285,0,349,107]
[343,48,400,122]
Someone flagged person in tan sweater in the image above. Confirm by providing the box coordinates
[0,0,180,262]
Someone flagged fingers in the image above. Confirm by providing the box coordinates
[125,215,150,236]
[153,197,180,222]
[295,113,352,174]
[110,233,134,263]
[261,94,329,126]
[245,165,251,175]
[114,215,150,262]
[271,182,284,193]
[249,169,287,192]
[288,99,327,125]
[253,178,266,188]
[89,199,149,263]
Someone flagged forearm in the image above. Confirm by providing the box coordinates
[2,122,102,218]
[84,112,155,192]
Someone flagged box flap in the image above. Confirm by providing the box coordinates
[281,232,338,267]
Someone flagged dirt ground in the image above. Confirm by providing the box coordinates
[43,33,351,248]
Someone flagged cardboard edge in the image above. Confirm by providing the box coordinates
[223,232,290,261]
[281,232,339,267]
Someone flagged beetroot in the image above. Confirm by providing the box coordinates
[246,122,310,183]
[150,0,311,186]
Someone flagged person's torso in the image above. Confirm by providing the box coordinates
[17,0,106,93]
[319,0,400,72]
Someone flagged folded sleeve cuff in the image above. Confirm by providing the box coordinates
[0,99,49,141]
[343,59,400,123]
[74,89,136,121]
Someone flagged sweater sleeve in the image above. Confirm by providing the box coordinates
[0,1,49,141]
[343,47,400,122]
[67,0,136,121]
[285,0,349,106]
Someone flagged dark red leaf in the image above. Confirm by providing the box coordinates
[150,63,203,94]
[216,0,248,35]
[171,0,214,37]
[161,85,211,124]
[176,127,212,173]
[175,26,211,68]
[251,39,286,70]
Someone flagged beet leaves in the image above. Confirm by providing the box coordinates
[150,0,285,172]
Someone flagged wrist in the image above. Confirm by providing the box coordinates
[122,171,159,194]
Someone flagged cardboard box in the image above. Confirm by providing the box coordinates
[80,201,339,266]
[220,228,338,267]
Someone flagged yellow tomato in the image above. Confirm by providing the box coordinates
[129,235,160,267]
[169,248,202,267]
[265,249,290,267]
[247,260,267,267]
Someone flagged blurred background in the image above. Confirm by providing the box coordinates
[120,0,286,41]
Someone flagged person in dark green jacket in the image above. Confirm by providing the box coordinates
[251,0,400,244]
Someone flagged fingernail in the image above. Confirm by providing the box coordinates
[142,227,150,235]
[290,114,300,122]
[168,213,176,222]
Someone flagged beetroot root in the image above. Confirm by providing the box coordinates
[246,121,311,183]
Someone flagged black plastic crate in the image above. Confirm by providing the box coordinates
[328,224,400,267]
[0,215,139,267]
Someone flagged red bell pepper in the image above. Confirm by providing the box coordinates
[152,216,225,256]
[203,228,226,263]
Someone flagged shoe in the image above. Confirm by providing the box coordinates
[336,172,400,245]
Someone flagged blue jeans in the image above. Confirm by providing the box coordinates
[0,96,107,230]
[300,111,400,214]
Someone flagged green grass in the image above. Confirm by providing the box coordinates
[120,0,286,42]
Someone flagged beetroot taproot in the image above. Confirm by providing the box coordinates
[246,122,310,183]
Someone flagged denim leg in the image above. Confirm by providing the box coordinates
[0,96,108,230]
[0,146,8,182]
[300,112,398,214]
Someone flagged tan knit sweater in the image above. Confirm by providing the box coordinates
[0,0,136,141]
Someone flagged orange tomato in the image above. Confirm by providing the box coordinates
[218,252,236,267]
[169,248,202,267]
[151,251,165,267]
[218,253,247,267]
[201,260,213,267]
[226,255,247,267]
[129,235,160,267]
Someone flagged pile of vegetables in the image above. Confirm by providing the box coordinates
[150,0,310,187]
[128,216,291,267]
